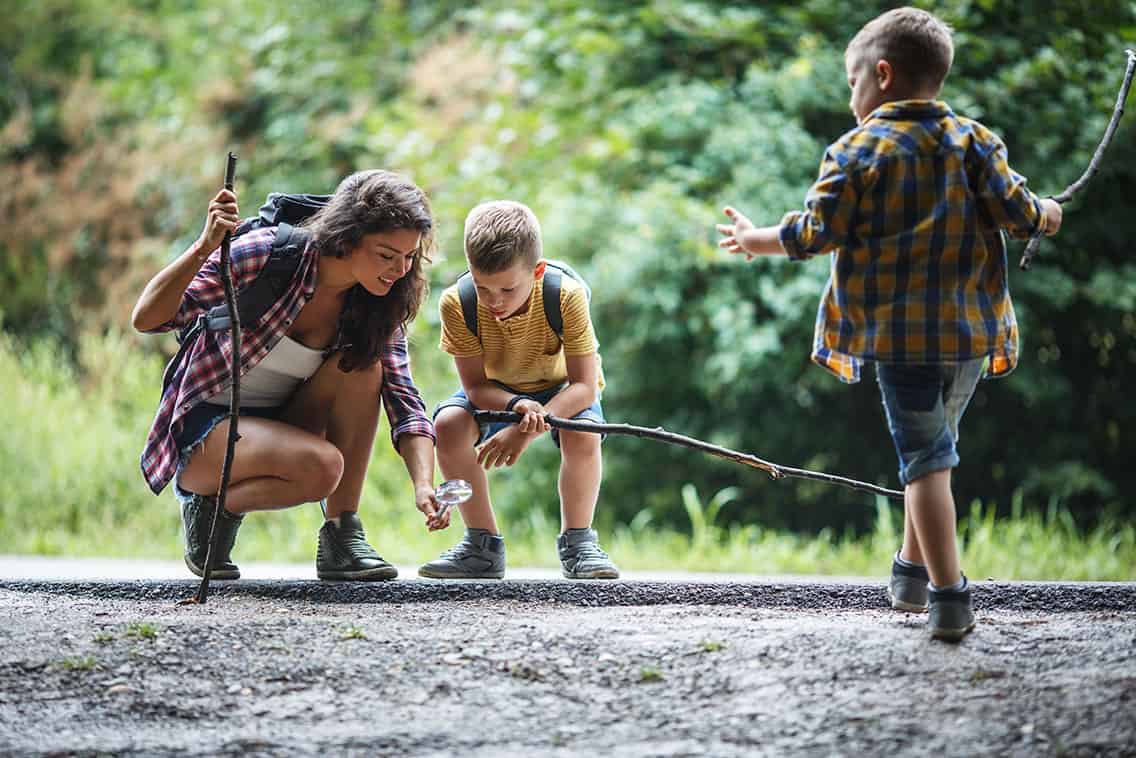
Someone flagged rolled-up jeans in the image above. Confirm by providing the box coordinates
[875,359,985,487]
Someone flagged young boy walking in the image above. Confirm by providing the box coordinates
[717,7,1061,639]
[419,200,619,580]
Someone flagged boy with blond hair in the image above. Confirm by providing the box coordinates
[419,200,619,579]
[718,7,1061,639]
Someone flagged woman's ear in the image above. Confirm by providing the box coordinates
[534,259,547,278]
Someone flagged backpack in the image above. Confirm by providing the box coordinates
[456,260,591,341]
[191,193,329,335]
[163,193,326,392]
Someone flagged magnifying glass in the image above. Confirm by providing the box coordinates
[434,479,473,518]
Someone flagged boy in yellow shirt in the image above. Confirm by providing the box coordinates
[419,200,619,580]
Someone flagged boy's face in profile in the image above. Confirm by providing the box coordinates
[845,51,888,125]
[469,260,544,321]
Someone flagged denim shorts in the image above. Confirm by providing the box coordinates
[875,359,985,486]
[172,402,283,499]
[434,382,605,448]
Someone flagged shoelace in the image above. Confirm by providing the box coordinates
[339,528,381,560]
[568,541,611,567]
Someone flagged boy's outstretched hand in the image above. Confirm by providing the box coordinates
[718,206,784,259]
[718,206,760,260]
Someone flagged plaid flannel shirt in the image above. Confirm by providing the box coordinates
[780,100,1046,383]
[139,226,435,494]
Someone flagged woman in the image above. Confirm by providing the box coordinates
[133,169,451,581]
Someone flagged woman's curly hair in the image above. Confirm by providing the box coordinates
[303,170,435,372]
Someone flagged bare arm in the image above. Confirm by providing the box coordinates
[453,354,513,409]
[130,189,240,332]
[397,432,446,530]
[717,206,787,259]
[543,352,598,419]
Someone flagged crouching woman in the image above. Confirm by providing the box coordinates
[132,169,449,581]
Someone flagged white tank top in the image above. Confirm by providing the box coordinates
[209,335,326,408]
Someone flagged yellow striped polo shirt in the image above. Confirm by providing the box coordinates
[439,270,605,394]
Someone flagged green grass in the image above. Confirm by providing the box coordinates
[1,330,1133,581]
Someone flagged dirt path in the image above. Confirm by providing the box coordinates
[1,579,1133,757]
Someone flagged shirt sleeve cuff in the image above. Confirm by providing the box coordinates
[779,211,808,260]
[391,421,437,450]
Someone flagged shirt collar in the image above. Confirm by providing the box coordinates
[865,99,952,122]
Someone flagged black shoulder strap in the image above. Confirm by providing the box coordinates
[457,271,480,338]
[542,265,564,337]
[203,223,309,332]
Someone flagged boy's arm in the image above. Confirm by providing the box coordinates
[718,207,787,259]
[455,354,552,436]
[455,354,516,411]
[543,353,599,419]
[975,131,1062,239]
[720,149,858,260]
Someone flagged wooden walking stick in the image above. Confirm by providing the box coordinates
[1020,49,1136,271]
[179,152,239,606]
[473,411,904,500]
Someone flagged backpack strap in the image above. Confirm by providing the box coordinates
[456,271,480,338]
[203,223,309,332]
[542,264,565,338]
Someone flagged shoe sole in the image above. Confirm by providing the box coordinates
[562,569,621,580]
[184,556,240,581]
[417,568,505,579]
[930,621,976,642]
[318,566,398,581]
[888,587,928,613]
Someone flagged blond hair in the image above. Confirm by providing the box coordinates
[463,200,542,273]
[847,7,954,93]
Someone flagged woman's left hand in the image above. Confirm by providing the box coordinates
[416,484,449,531]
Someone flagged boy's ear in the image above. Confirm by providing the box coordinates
[876,59,894,91]
[534,259,547,278]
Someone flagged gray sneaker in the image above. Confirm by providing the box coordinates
[557,528,620,580]
[928,578,975,642]
[418,529,506,579]
[888,556,929,612]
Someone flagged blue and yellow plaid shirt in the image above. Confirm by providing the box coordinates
[779,100,1046,383]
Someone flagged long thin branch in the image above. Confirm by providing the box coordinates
[181,152,238,606]
[473,411,904,500]
[1020,49,1136,270]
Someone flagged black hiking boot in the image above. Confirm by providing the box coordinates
[316,512,398,581]
[182,493,242,580]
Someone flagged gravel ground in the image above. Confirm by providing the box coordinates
[0,579,1133,757]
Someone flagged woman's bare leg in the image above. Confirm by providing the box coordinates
[178,351,384,516]
[177,418,343,513]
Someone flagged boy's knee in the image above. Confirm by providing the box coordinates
[558,429,600,457]
[435,407,478,449]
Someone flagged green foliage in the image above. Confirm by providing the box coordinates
[1,0,1134,569]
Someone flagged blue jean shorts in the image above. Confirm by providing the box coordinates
[172,402,282,499]
[875,359,985,486]
[434,382,605,448]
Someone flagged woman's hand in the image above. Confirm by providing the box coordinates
[512,398,551,434]
[197,189,241,257]
[416,483,450,531]
[476,426,535,469]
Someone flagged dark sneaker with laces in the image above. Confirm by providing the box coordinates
[888,556,930,612]
[929,577,976,642]
[316,512,398,581]
[418,529,506,579]
[557,528,620,580]
[181,493,242,580]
